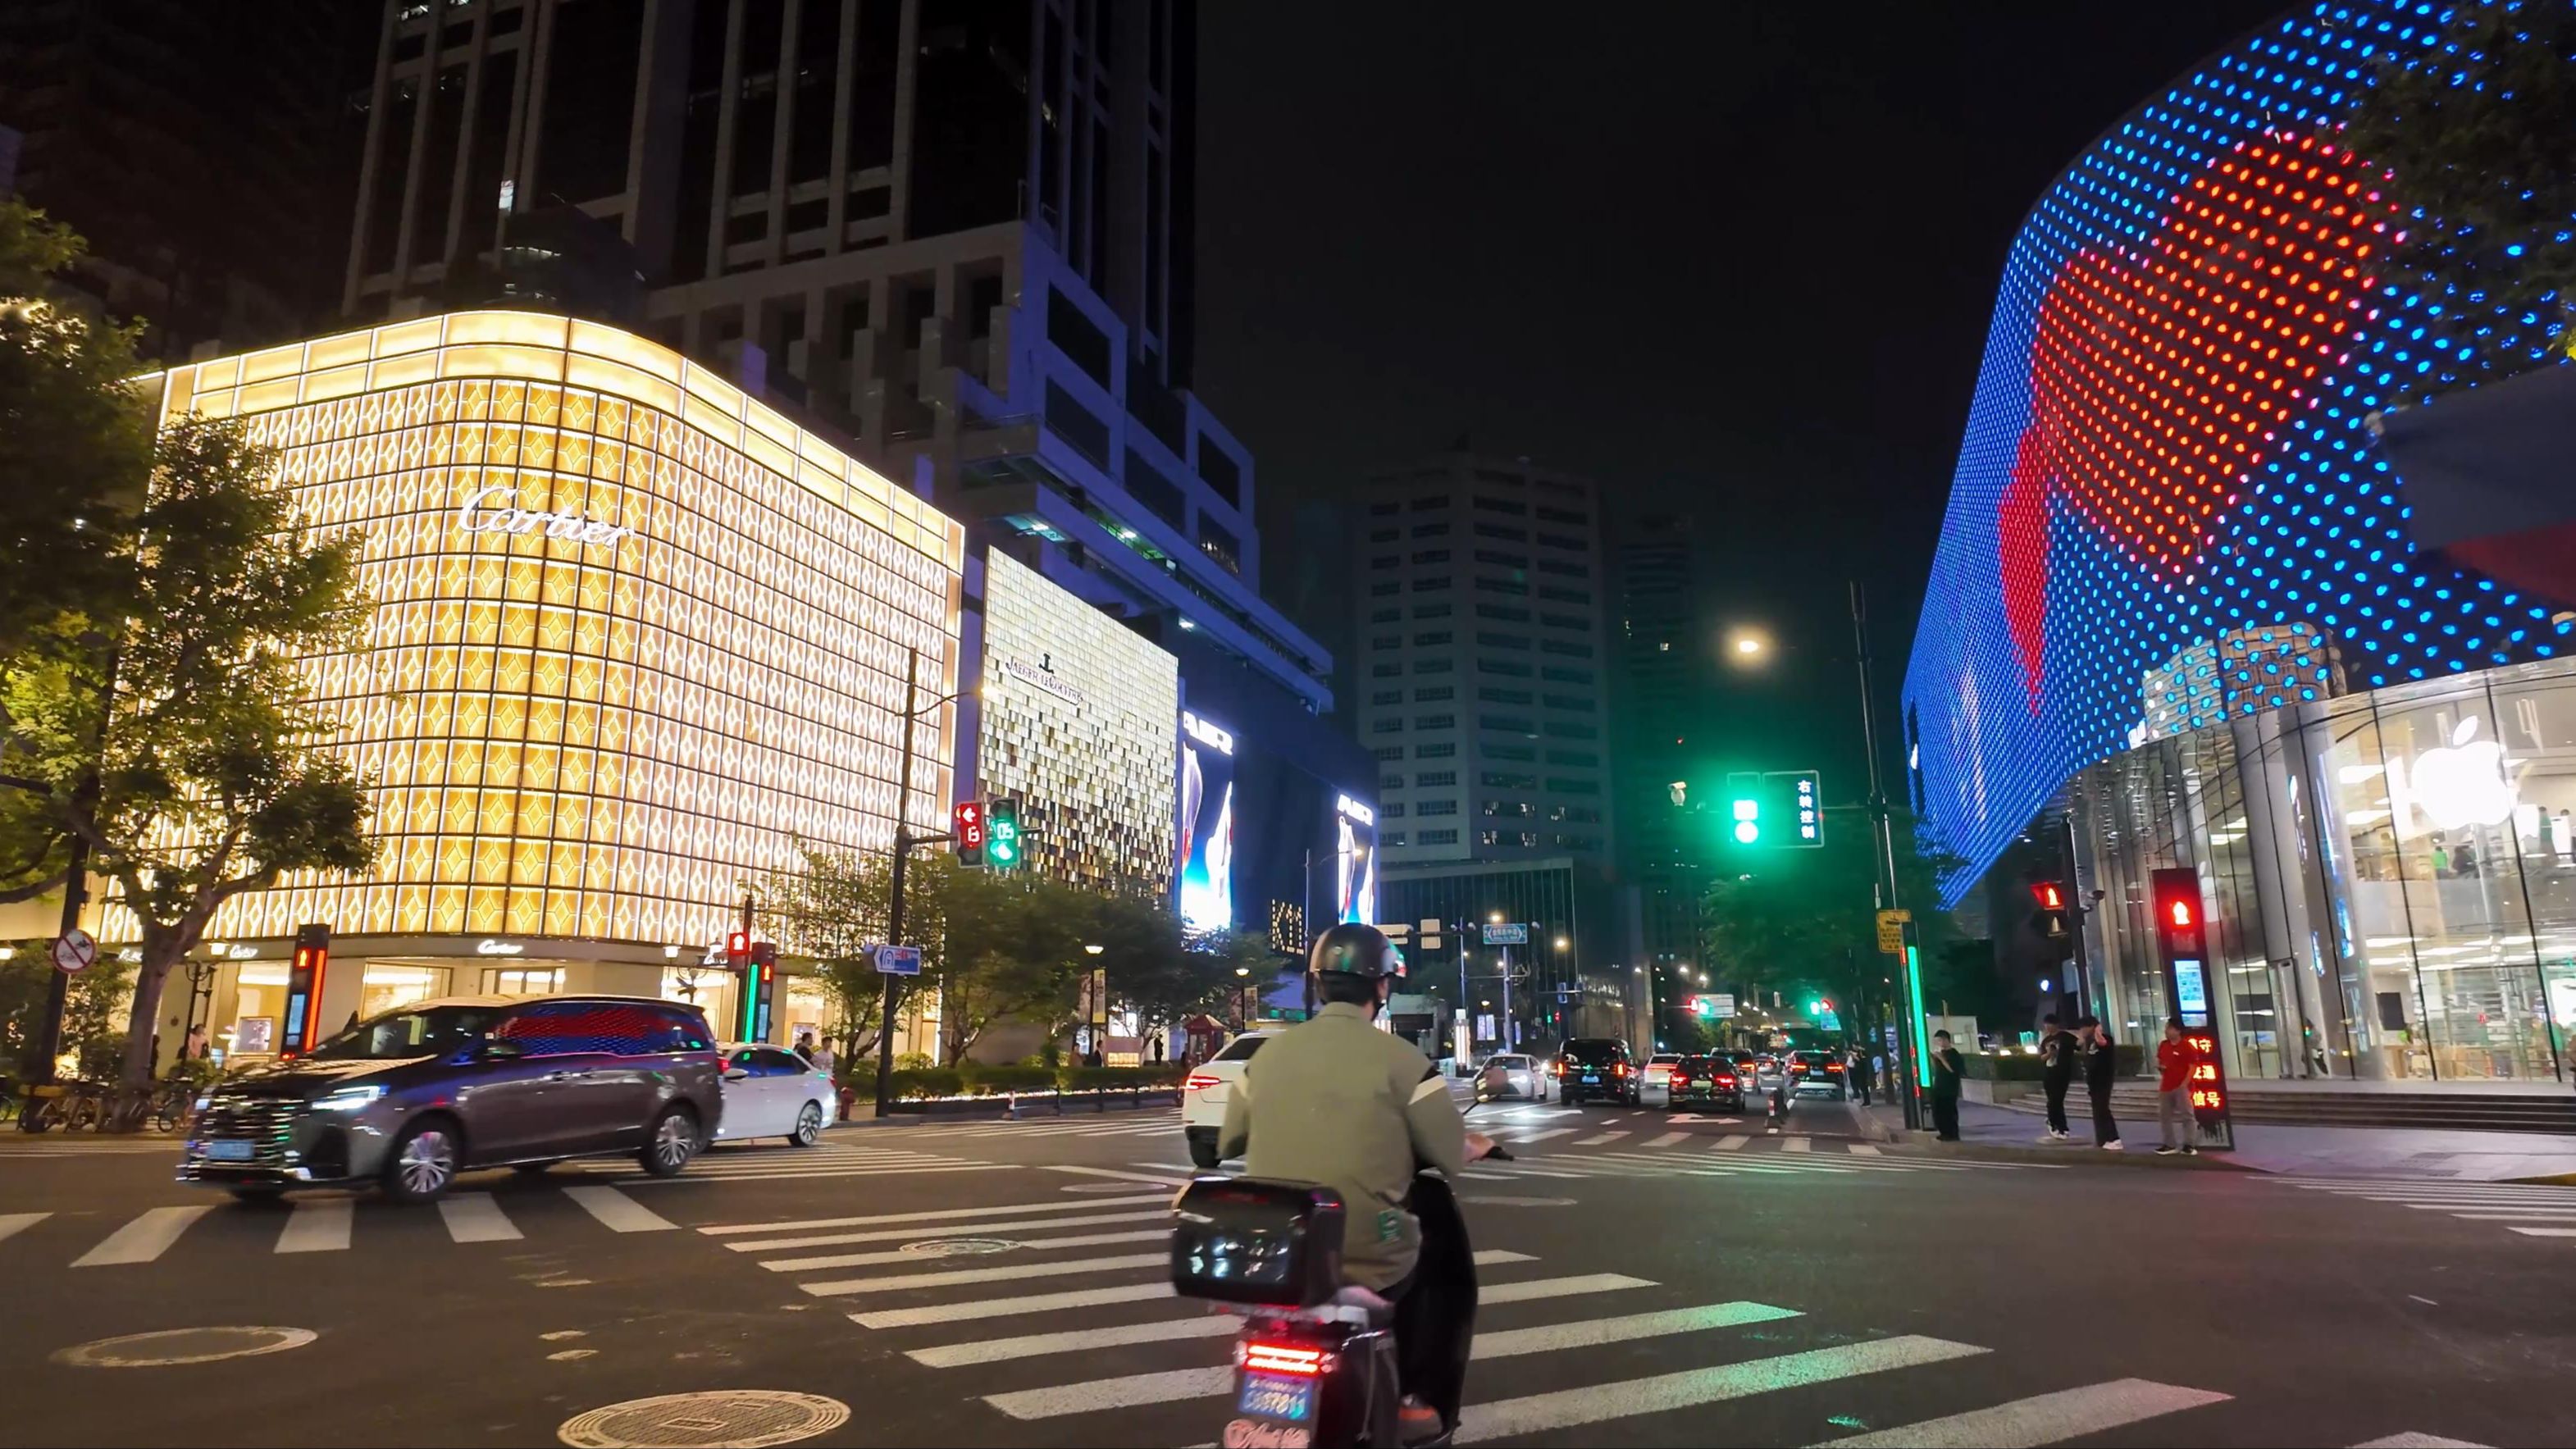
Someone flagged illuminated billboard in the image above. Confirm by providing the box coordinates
[1334,793,1378,926]
[1902,2,2576,899]
[1177,710,1237,932]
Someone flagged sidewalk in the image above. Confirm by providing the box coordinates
[1857,1100,2576,1182]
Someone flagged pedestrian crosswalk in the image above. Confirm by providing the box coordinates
[569,1138,996,1185]
[0,1134,181,1158]
[1146,1135,2057,1188]
[690,1192,2476,1447]
[1,1182,682,1268]
[2277,1178,2576,1240]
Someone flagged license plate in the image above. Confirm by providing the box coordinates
[1581,1073,1600,1084]
[204,1140,257,1162]
[1238,1372,1315,1423]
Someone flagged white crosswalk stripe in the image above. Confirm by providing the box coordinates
[695,1193,1169,1237]
[1461,1336,1991,1441]
[563,1185,677,1233]
[2278,1178,2576,1242]
[0,1211,51,1245]
[0,1136,182,1157]
[72,1205,211,1267]
[275,1197,353,1254]
[438,1193,522,1243]
[1812,1378,2229,1447]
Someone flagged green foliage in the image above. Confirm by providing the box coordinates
[2340,5,2576,393]
[0,203,380,1091]
[883,1063,1185,1101]
[0,945,130,1080]
[1700,810,1961,1014]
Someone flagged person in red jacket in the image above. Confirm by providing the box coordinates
[2154,1017,2198,1156]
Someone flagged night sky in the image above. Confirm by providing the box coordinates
[1191,2,2288,795]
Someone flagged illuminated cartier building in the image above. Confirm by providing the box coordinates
[1905,2,2576,1088]
[112,311,967,1054]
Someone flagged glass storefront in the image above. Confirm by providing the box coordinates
[2072,656,2576,1084]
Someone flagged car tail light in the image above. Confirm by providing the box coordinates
[1550,1059,1563,1075]
[1826,1061,1844,1072]
[1183,1073,1221,1092]
[1717,1075,1735,1087]
[1241,1342,1327,1377]
[1671,1077,1690,1088]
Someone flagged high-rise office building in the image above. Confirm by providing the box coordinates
[1612,513,1708,976]
[342,0,1328,713]
[1355,453,1613,867]
[0,0,372,357]
[1352,453,1617,1049]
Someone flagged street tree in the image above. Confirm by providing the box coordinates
[1700,809,1962,1039]
[759,839,904,1061]
[0,414,376,1092]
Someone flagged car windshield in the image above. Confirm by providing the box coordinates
[307,1005,497,1061]
[1485,1055,1528,1070]
[1560,1041,1623,1064]
[1676,1056,1716,1074]
[1648,1054,1681,1064]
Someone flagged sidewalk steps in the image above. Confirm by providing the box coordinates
[2000,1084,2576,1135]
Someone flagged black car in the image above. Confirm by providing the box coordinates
[1554,1037,1638,1105]
[1664,1055,1744,1112]
[1788,1049,1852,1100]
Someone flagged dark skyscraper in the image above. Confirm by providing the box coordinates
[0,0,371,357]
[343,0,1324,713]
[1613,513,1712,982]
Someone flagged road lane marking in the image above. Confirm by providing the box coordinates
[607,1164,1014,1186]
[72,1206,212,1267]
[1783,1136,1812,1153]
[1712,1135,1748,1151]
[987,1364,1233,1419]
[1456,1335,1989,1442]
[2506,1227,2576,1237]
[849,1253,1565,1331]
[1811,1378,2230,1447]
[910,1312,1245,1367]
[1643,1132,1690,1148]
[563,1186,677,1233]
[727,1210,1166,1254]
[1476,1301,1801,1356]
[1846,1142,1882,1156]
[2442,1210,2576,1219]
[438,1193,522,1242]
[700,1194,1168,1236]
[2350,1435,2492,1448]
[800,1251,1172,1296]
[1574,1131,1630,1146]
[1040,1164,1190,1186]
[764,1228,1167,1272]
[0,1212,50,1245]
[274,1197,352,1254]
[1502,1127,1576,1143]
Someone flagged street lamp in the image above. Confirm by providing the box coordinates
[1083,944,1105,955]
[1554,936,1569,950]
[1728,628,1771,660]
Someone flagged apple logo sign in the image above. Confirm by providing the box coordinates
[2396,718,2518,832]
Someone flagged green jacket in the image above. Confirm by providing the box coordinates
[1216,1001,1468,1289]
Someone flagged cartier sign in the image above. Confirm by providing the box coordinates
[456,485,637,548]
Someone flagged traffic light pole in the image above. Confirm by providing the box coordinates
[1850,581,1922,1132]
[2060,812,2096,1019]
[872,649,960,1119]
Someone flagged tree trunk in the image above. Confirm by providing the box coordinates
[118,923,185,1093]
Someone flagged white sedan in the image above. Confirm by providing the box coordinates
[1638,1052,1685,1107]
[714,1044,839,1146]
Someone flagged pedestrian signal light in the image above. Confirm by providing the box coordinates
[281,923,331,1058]
[2030,881,2071,939]
[953,800,987,867]
[2168,899,2193,928]
[987,799,1024,871]
[726,930,750,964]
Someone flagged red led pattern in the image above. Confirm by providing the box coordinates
[1997,134,2404,704]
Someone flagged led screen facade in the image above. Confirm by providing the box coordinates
[1178,709,1238,932]
[1904,1,2574,900]
[1335,793,1379,926]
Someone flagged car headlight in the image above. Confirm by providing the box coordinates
[193,1095,212,1112]
[312,1084,386,1112]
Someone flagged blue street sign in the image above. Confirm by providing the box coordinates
[871,944,922,976]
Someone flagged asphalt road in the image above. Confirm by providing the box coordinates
[2,1089,2569,1448]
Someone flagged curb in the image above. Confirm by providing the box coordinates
[1906,1134,2255,1171]
[1845,1101,1901,1145]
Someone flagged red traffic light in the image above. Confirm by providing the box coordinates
[2032,882,2064,910]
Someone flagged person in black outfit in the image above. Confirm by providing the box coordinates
[2037,1014,2077,1141]
[2078,1015,2122,1150]
[1926,1030,1964,1141]
[1848,1046,1872,1105]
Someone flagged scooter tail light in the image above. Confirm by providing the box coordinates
[1242,1342,1327,1376]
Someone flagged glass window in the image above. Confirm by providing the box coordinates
[484,967,564,996]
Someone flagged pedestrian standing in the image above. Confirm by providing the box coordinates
[1152,1034,1166,1066]
[2079,1015,2122,1150]
[1848,1046,1872,1105]
[793,1030,817,1064]
[808,1036,836,1082]
[2037,1014,2077,1142]
[1927,1029,1964,1141]
[2154,1018,2197,1155]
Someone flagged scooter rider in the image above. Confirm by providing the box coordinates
[1216,922,1496,1442]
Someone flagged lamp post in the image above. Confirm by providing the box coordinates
[872,647,969,1119]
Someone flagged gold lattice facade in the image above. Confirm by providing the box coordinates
[977,554,1179,894]
[144,311,966,951]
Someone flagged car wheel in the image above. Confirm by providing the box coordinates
[640,1105,700,1178]
[1188,1137,1220,1169]
[228,1187,285,1205]
[383,1118,461,1204]
[787,1100,823,1148]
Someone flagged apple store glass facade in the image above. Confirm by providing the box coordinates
[2072,658,2576,1085]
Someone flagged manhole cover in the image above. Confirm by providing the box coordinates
[54,1325,317,1368]
[898,1237,1019,1257]
[1461,1196,1577,1208]
[558,1391,849,1449]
